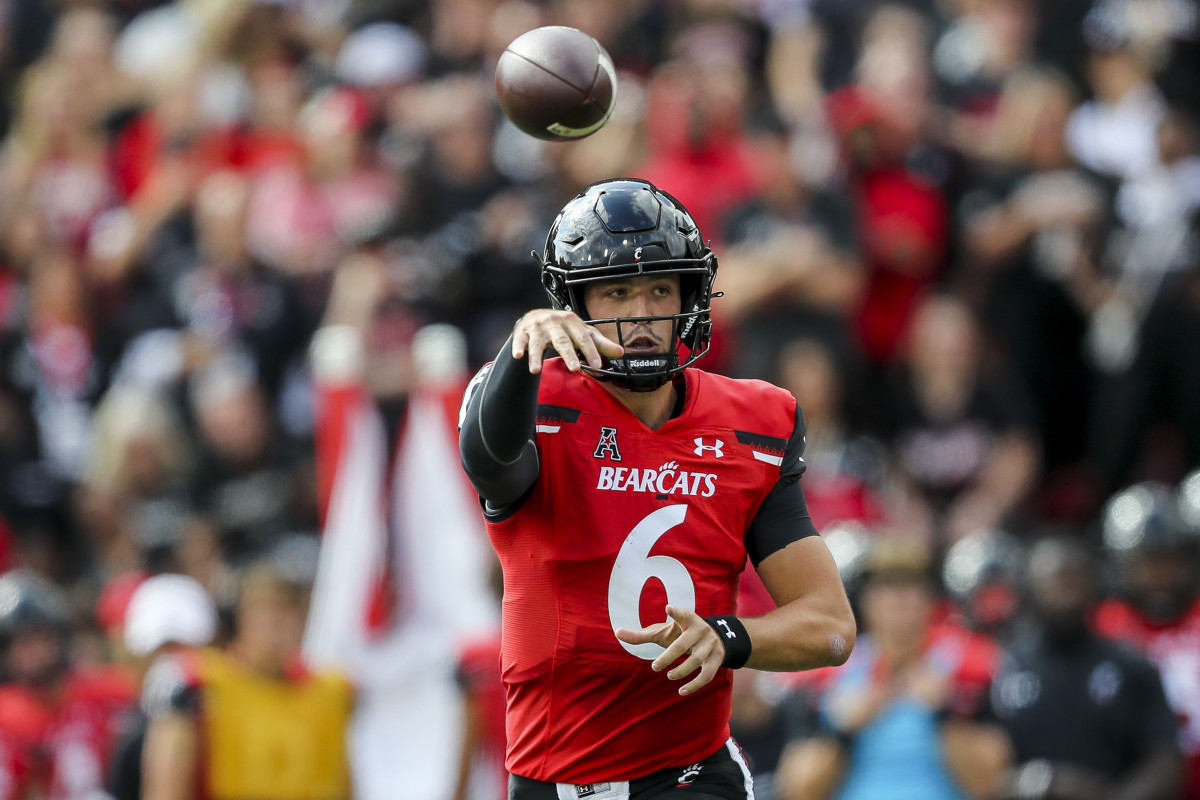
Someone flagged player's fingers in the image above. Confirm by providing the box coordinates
[589,327,624,358]
[666,604,703,628]
[525,329,548,374]
[658,606,723,673]
[651,628,697,672]
[666,650,706,681]
[613,626,654,645]
[550,330,581,371]
[652,606,698,670]
[678,658,722,696]
[512,327,529,360]
[649,619,680,644]
[575,330,604,369]
[614,620,674,646]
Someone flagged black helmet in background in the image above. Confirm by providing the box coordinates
[941,528,1023,635]
[0,569,74,686]
[1102,480,1200,623]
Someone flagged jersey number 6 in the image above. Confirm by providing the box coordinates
[607,504,696,659]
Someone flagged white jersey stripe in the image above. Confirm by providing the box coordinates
[536,424,561,434]
[751,450,783,466]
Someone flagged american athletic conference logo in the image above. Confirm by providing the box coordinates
[594,426,622,461]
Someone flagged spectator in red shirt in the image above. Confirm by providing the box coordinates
[826,7,950,366]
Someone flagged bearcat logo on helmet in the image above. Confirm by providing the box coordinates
[536,178,718,392]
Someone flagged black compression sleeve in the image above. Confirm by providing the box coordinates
[745,405,819,566]
[458,334,542,510]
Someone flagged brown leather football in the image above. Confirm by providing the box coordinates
[495,26,617,142]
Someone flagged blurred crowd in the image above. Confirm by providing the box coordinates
[0,0,1196,798]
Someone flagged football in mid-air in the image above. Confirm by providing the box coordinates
[495,26,617,142]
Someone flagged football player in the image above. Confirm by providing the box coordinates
[0,570,136,800]
[459,178,855,800]
[1095,478,1200,799]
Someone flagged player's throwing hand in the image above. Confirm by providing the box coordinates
[512,309,624,375]
[616,605,725,697]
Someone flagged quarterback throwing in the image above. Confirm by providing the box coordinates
[459,178,855,800]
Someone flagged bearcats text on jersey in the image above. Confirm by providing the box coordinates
[596,462,718,497]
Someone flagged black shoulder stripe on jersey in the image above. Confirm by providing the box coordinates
[536,404,581,424]
[734,430,787,455]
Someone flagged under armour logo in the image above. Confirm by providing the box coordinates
[716,619,737,639]
[594,427,622,461]
[693,438,724,457]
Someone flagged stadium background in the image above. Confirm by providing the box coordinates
[0,0,1197,798]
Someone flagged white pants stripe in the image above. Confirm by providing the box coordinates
[725,738,756,800]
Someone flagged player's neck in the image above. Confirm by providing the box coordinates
[601,379,680,430]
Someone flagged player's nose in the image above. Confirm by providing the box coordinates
[629,288,655,316]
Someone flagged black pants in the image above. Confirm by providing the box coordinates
[508,738,754,800]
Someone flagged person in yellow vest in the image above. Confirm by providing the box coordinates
[141,561,355,800]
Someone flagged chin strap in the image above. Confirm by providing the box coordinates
[587,353,675,392]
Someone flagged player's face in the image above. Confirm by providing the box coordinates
[861,575,933,644]
[583,274,681,355]
[6,629,62,685]
[1131,552,1196,621]
[236,586,304,672]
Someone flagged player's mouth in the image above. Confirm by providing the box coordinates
[623,333,662,353]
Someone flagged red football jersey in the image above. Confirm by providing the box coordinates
[0,666,136,800]
[1096,597,1200,799]
[485,360,801,784]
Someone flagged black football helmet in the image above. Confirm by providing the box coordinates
[1102,481,1200,622]
[0,569,72,638]
[1102,481,1191,555]
[537,178,718,391]
[941,528,1023,633]
[0,569,73,685]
